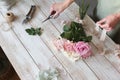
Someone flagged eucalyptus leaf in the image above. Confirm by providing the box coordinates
[38,68,60,80]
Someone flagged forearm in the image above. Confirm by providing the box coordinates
[63,0,75,8]
[50,0,75,18]
[115,13,120,21]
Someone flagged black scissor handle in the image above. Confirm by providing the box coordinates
[50,10,56,15]
[26,5,36,19]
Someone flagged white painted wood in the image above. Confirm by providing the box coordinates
[1,1,74,80]
[84,16,120,73]
[32,0,120,79]
[0,12,39,80]
[0,0,120,80]
[68,3,120,73]
[12,0,98,80]
[0,1,73,80]
[29,0,100,80]
[31,0,120,80]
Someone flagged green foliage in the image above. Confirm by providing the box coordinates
[79,0,89,19]
[25,27,42,36]
[63,25,71,32]
[60,21,92,42]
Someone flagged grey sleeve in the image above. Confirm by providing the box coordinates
[75,0,98,17]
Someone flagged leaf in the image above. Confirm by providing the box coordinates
[25,28,36,35]
[25,27,42,36]
[63,25,71,32]
[79,0,89,19]
[25,29,31,33]
[86,36,92,42]
[35,28,42,36]
[60,21,92,42]
[60,31,73,41]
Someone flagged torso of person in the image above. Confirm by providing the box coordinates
[97,0,120,44]
[97,0,120,19]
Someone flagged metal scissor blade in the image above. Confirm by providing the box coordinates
[42,17,50,23]
[42,15,51,23]
[22,19,28,24]
[22,17,31,24]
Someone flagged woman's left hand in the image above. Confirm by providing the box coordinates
[96,13,120,31]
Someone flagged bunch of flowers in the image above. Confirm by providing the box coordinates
[54,0,92,61]
[54,38,92,61]
[54,21,92,61]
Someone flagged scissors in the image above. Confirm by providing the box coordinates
[42,11,56,23]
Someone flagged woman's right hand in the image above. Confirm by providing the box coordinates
[50,0,74,18]
[96,13,120,31]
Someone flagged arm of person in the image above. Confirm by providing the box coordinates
[50,0,75,18]
[96,13,120,31]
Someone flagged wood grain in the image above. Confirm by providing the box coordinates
[0,0,120,80]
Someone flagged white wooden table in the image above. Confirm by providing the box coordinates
[0,0,120,80]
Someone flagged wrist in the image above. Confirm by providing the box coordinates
[63,0,74,8]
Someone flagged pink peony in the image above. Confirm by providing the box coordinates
[73,41,92,58]
[63,40,74,53]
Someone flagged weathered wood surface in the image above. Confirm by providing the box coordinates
[0,0,120,80]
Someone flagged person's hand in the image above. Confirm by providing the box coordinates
[50,0,74,18]
[96,14,120,31]
[50,2,67,18]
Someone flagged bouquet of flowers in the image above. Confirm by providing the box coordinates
[53,0,92,61]
[54,21,92,61]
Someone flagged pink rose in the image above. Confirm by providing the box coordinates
[73,41,92,58]
[63,40,74,53]
[54,38,67,50]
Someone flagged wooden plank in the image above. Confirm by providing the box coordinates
[59,0,120,73]
[31,0,120,80]
[28,0,100,80]
[84,16,120,73]
[57,0,120,73]
[0,1,73,80]
[0,0,120,80]
[29,2,101,79]
[0,13,39,80]
[62,3,120,80]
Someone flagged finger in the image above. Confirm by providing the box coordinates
[105,28,112,32]
[97,18,106,25]
[53,12,59,19]
[99,24,108,28]
[50,7,54,13]
[101,25,112,31]
[50,4,55,13]
[106,26,113,31]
